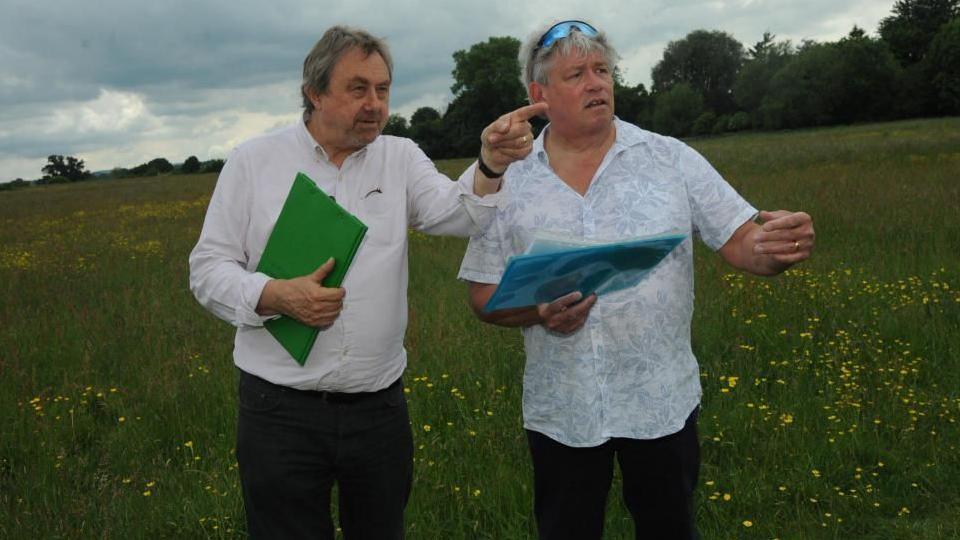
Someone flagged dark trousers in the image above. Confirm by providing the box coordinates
[526,407,700,540]
[236,371,413,540]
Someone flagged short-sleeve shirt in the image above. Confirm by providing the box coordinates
[458,119,757,447]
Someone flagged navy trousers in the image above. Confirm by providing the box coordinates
[236,371,413,539]
[526,407,700,540]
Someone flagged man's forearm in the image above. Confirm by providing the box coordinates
[476,305,542,328]
[472,161,503,197]
[469,282,542,327]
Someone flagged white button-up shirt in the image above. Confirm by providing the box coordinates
[190,118,499,392]
[459,119,756,447]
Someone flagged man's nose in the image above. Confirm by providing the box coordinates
[584,70,604,90]
[363,89,385,109]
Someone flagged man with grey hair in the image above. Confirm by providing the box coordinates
[459,20,814,539]
[190,25,543,539]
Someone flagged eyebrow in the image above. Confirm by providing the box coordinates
[563,61,608,72]
[347,76,391,86]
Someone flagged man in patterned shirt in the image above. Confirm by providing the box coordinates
[459,20,814,540]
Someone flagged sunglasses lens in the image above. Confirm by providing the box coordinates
[538,21,598,49]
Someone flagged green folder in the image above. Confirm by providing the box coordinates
[256,172,367,365]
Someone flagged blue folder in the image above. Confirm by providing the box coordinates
[482,232,686,312]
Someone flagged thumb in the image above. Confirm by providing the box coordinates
[310,257,336,282]
[493,113,512,134]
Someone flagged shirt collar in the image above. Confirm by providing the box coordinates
[534,116,645,165]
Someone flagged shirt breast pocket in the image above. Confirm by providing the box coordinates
[358,189,402,247]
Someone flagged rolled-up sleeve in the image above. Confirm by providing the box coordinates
[405,141,502,237]
[188,151,276,328]
[457,209,507,285]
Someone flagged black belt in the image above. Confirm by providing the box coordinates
[317,377,402,404]
[242,371,402,405]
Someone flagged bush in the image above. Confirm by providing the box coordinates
[201,159,225,174]
[712,114,731,135]
[652,83,704,137]
[728,111,751,132]
[180,156,201,174]
[691,111,718,136]
[0,179,30,191]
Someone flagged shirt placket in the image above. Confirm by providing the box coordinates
[581,194,607,431]
[319,152,356,390]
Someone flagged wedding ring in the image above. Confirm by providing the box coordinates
[794,241,800,252]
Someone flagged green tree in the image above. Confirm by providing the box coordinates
[652,83,704,136]
[757,30,900,129]
[201,159,225,174]
[928,18,960,113]
[181,155,201,174]
[408,106,448,159]
[828,27,902,123]
[652,29,745,114]
[382,114,410,138]
[131,157,174,176]
[733,33,795,128]
[442,37,527,157]
[880,0,959,116]
[760,42,836,129]
[613,68,653,129]
[879,0,959,66]
[41,155,91,182]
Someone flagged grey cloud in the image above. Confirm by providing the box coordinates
[0,0,895,181]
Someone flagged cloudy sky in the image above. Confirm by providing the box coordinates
[0,0,895,182]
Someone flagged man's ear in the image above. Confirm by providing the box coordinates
[304,86,324,112]
[529,81,546,106]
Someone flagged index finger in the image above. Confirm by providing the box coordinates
[510,102,549,122]
[761,212,808,232]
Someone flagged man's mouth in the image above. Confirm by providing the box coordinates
[585,99,607,109]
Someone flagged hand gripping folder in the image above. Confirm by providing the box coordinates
[256,173,367,365]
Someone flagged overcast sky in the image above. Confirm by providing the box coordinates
[0,0,895,182]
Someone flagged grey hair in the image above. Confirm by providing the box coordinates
[301,26,394,112]
[519,21,619,103]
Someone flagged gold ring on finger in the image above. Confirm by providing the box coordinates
[794,240,800,252]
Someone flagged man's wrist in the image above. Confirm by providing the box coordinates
[477,154,505,178]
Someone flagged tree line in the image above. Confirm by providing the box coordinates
[5,0,956,192]
[385,0,959,156]
[1,155,225,191]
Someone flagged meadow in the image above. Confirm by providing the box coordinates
[1,117,958,539]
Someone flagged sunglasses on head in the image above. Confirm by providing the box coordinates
[536,20,599,50]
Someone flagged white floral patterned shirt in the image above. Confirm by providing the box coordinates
[458,119,757,447]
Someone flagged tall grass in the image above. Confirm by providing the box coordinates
[1,118,958,538]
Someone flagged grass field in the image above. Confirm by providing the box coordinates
[1,117,958,539]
